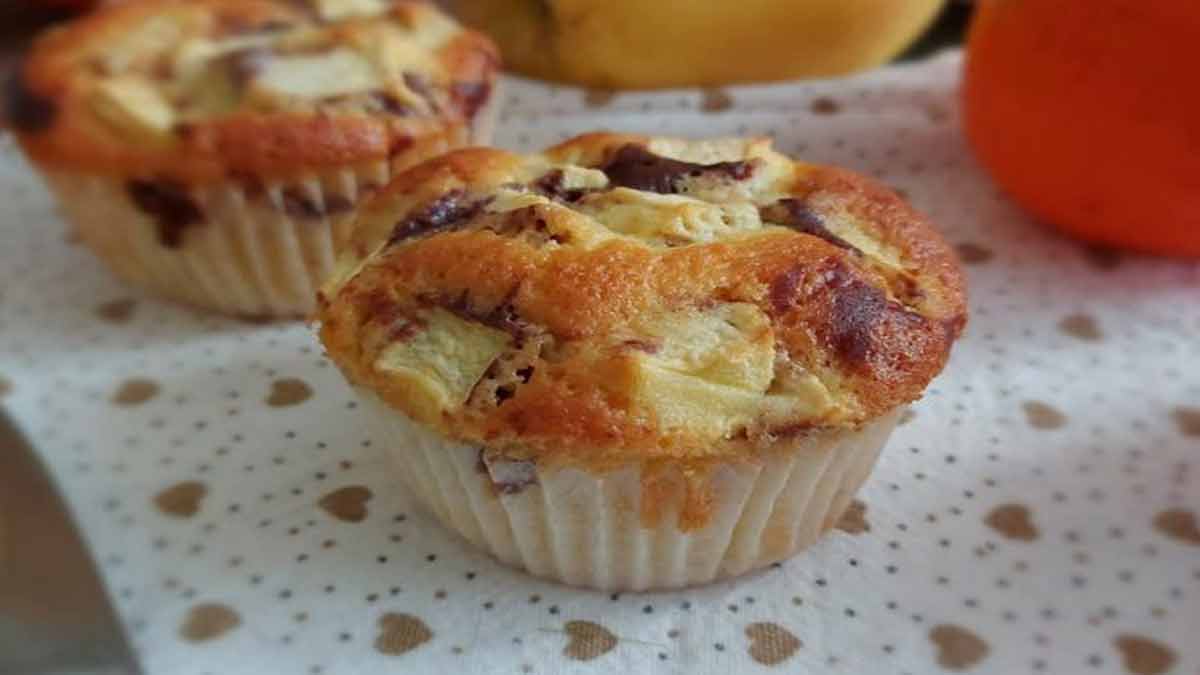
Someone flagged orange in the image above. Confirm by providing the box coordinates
[963,1,1200,257]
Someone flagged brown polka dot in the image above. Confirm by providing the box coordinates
[155,481,207,518]
[700,88,733,113]
[1083,244,1124,270]
[984,503,1039,541]
[810,97,840,115]
[835,500,870,535]
[899,408,917,425]
[926,105,951,124]
[929,624,989,671]
[96,298,137,323]
[375,613,432,656]
[745,622,801,666]
[112,378,160,406]
[0,374,10,399]
[1023,401,1067,430]
[64,228,82,245]
[1170,406,1200,437]
[318,486,372,523]
[584,89,616,108]
[1152,509,1200,546]
[1114,635,1177,675]
[180,603,240,643]
[955,242,995,265]
[563,620,617,661]
[266,378,312,407]
[1058,313,1103,341]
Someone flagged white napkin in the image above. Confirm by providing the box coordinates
[2,51,1198,675]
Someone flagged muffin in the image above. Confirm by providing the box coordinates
[318,133,967,590]
[8,0,499,317]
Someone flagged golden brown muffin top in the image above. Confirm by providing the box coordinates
[319,133,967,466]
[8,0,498,180]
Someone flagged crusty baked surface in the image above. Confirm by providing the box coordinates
[10,0,498,180]
[319,133,967,464]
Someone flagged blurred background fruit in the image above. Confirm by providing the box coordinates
[964,0,1200,257]
[444,0,947,88]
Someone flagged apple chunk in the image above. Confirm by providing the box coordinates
[625,303,833,438]
[374,308,510,422]
[90,77,176,141]
[248,48,380,103]
[314,0,389,21]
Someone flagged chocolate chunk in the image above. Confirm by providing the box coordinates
[221,48,271,88]
[5,64,57,133]
[451,81,491,120]
[401,72,438,113]
[386,190,487,245]
[478,303,526,337]
[768,265,806,316]
[533,169,593,203]
[372,91,414,116]
[770,261,914,366]
[476,448,538,496]
[437,292,528,339]
[212,47,270,89]
[127,178,206,248]
[823,262,924,367]
[600,144,754,194]
[760,199,856,251]
[828,269,888,364]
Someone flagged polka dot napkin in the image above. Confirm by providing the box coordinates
[2,51,1198,675]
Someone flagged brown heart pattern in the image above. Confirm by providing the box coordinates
[1152,508,1200,546]
[180,603,241,643]
[318,486,373,523]
[96,298,137,323]
[154,481,207,518]
[584,89,616,108]
[1022,400,1067,430]
[1171,406,1200,437]
[266,377,313,407]
[835,500,870,535]
[112,378,160,406]
[1114,635,1177,675]
[955,242,995,265]
[374,613,432,656]
[745,622,801,666]
[929,624,989,671]
[701,88,733,113]
[810,96,841,115]
[1058,313,1103,341]
[563,621,617,661]
[984,503,1039,541]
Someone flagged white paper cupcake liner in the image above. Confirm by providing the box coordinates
[361,391,902,591]
[36,104,496,318]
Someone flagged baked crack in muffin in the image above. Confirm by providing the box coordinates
[9,0,498,317]
[318,133,967,590]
